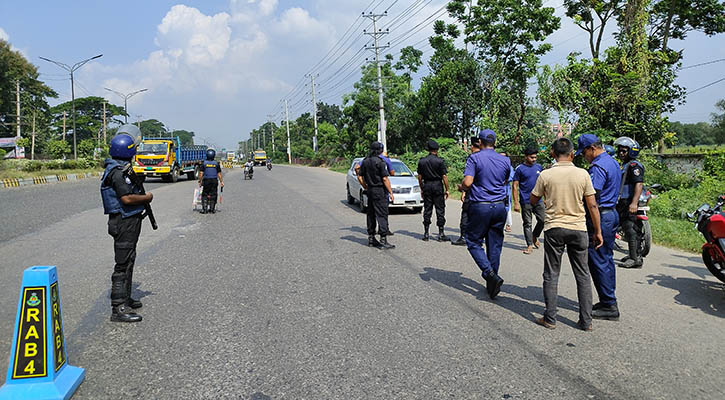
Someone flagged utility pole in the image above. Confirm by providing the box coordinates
[363,11,389,150]
[15,80,21,138]
[31,111,36,160]
[62,111,66,141]
[267,114,275,154]
[102,100,107,144]
[305,73,319,152]
[285,99,291,164]
[40,54,103,160]
[136,115,142,130]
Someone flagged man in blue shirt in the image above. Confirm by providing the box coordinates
[513,146,545,254]
[461,129,511,299]
[577,133,622,321]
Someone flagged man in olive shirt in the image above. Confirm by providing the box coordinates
[529,138,603,331]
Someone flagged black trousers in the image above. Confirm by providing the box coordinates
[521,200,546,246]
[108,213,142,307]
[423,181,446,228]
[202,178,218,202]
[617,201,641,257]
[366,187,390,236]
[459,199,470,236]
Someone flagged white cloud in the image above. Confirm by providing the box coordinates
[156,5,232,67]
[0,27,8,41]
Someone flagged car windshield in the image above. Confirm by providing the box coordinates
[391,161,413,176]
[255,152,266,157]
[137,143,168,155]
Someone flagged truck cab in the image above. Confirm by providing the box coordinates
[133,137,207,182]
[253,150,267,166]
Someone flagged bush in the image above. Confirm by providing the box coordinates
[0,149,5,159]
[45,160,63,170]
[47,140,71,159]
[639,154,696,191]
[649,175,725,220]
[21,161,42,172]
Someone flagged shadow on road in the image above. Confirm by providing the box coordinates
[646,273,725,318]
[419,267,581,329]
[663,263,713,280]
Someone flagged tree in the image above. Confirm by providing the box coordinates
[649,0,725,52]
[394,46,423,90]
[171,129,195,146]
[316,102,343,130]
[448,0,560,145]
[49,97,125,143]
[138,119,167,138]
[564,1,626,59]
[711,99,725,144]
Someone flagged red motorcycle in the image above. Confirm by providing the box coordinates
[688,195,725,283]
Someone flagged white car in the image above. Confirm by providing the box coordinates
[346,157,423,213]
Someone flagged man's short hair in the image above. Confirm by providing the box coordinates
[551,138,574,157]
[470,136,481,148]
[523,146,538,156]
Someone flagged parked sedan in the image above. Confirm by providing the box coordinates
[346,157,423,213]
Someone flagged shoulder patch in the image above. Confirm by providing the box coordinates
[633,169,641,176]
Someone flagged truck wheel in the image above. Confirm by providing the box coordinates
[171,166,179,183]
[186,167,196,180]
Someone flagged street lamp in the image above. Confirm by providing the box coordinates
[39,54,103,160]
[104,87,148,123]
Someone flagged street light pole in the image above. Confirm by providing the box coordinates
[104,87,148,123]
[40,54,103,160]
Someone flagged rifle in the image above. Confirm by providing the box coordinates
[122,164,158,230]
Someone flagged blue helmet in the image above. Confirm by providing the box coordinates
[604,145,615,156]
[109,133,137,160]
[206,148,216,161]
[614,136,640,159]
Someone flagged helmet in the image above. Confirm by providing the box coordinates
[604,145,615,156]
[613,136,640,159]
[370,141,383,151]
[116,124,141,142]
[206,149,216,161]
[109,134,137,160]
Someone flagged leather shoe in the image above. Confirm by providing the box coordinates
[536,317,556,329]
[110,305,142,323]
[484,272,504,299]
[451,237,466,246]
[620,258,643,269]
[592,303,620,321]
[126,298,142,309]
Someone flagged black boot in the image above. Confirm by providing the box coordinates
[592,303,620,320]
[484,271,504,299]
[380,235,395,250]
[210,200,216,214]
[110,304,142,323]
[422,224,430,241]
[201,198,208,214]
[438,227,450,242]
[368,235,382,248]
[124,267,141,309]
[126,298,142,309]
[620,239,642,268]
[451,236,466,246]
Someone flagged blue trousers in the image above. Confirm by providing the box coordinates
[587,210,619,306]
[466,202,507,277]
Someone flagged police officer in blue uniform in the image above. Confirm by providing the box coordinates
[101,125,154,323]
[198,149,224,214]
[615,136,645,268]
[461,129,511,299]
[452,136,481,246]
[577,133,622,320]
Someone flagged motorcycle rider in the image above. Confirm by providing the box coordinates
[198,149,224,213]
[244,159,254,178]
[615,137,645,268]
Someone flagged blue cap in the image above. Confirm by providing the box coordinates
[479,129,496,142]
[575,133,600,156]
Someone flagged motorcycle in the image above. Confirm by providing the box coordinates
[244,165,254,180]
[688,194,725,283]
[267,161,272,171]
[616,183,661,258]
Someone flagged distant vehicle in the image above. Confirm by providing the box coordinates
[227,152,235,162]
[133,137,206,182]
[346,157,422,213]
[254,150,267,166]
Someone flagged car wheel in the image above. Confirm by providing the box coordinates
[359,190,367,213]
[347,184,355,204]
[413,206,423,214]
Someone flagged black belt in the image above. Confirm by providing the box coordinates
[472,200,506,205]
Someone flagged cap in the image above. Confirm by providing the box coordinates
[479,129,496,142]
[370,141,383,151]
[426,139,439,150]
[575,133,600,156]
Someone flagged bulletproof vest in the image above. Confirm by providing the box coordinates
[203,161,219,179]
[100,159,145,218]
[620,160,644,201]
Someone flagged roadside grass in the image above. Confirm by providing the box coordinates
[0,167,103,180]
[650,217,704,254]
[328,164,349,174]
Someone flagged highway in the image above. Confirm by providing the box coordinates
[0,165,723,399]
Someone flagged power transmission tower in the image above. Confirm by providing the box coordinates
[305,73,319,152]
[364,11,389,151]
[285,99,292,164]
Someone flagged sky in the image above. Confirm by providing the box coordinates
[1,0,724,150]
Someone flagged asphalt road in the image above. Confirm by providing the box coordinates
[0,165,723,399]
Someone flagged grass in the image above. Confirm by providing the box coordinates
[0,167,103,180]
[649,216,704,254]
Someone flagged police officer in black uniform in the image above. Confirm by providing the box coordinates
[417,139,450,241]
[358,141,395,250]
[452,136,481,246]
[101,125,154,323]
[615,136,645,268]
[198,149,224,214]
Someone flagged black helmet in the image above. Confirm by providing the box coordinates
[206,149,216,161]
